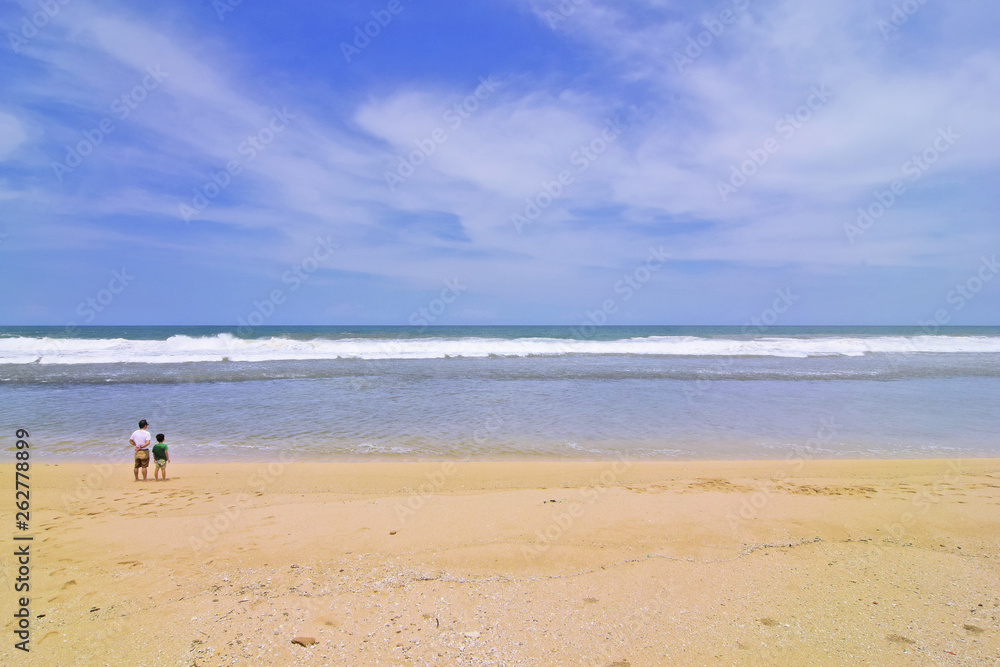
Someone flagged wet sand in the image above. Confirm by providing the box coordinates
[2,458,999,665]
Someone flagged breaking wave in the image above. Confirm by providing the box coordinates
[2,333,1000,365]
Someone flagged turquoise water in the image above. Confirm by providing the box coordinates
[2,326,998,461]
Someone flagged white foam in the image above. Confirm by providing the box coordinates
[1,333,999,364]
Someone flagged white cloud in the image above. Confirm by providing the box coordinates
[0,112,28,160]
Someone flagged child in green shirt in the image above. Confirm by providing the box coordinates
[152,433,170,481]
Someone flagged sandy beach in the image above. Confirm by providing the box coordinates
[2,458,998,666]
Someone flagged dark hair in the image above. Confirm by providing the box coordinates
[156,433,165,443]
[139,419,148,428]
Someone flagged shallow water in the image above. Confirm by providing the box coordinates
[2,326,998,462]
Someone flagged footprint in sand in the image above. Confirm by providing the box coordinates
[61,580,77,590]
[887,634,915,644]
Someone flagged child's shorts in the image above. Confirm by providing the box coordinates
[134,449,149,469]
[154,459,168,469]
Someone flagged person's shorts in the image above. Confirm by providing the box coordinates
[134,449,150,469]
[154,458,168,469]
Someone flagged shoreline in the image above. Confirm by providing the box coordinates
[26,452,1000,465]
[3,458,997,664]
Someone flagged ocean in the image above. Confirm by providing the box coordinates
[2,326,998,462]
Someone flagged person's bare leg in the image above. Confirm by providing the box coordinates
[134,465,139,481]
[141,465,148,481]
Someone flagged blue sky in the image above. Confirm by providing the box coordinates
[1,0,998,326]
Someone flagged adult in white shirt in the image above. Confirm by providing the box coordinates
[130,419,152,481]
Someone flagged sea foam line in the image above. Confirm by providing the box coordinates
[2,333,1000,365]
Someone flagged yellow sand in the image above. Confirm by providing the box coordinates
[2,459,999,666]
